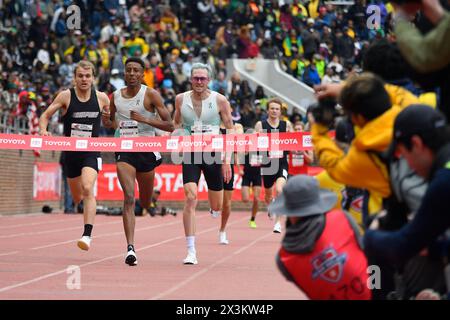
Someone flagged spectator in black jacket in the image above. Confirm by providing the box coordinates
[301,19,319,60]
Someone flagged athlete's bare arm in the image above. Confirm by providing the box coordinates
[173,93,183,130]
[254,121,262,133]
[218,94,233,132]
[96,90,111,129]
[102,93,116,129]
[304,150,314,164]
[39,89,70,136]
[96,91,110,112]
[130,88,174,132]
[286,120,294,132]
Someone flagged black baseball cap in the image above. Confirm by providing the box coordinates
[394,104,446,141]
[389,104,447,155]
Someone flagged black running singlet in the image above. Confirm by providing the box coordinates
[63,88,101,138]
[63,87,101,157]
[261,119,288,166]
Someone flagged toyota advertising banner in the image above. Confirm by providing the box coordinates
[97,164,246,201]
[33,162,62,201]
[34,163,323,202]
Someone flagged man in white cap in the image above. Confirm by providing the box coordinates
[110,68,125,90]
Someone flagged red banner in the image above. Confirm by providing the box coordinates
[97,164,323,201]
[33,163,324,202]
[97,164,246,201]
[33,162,62,200]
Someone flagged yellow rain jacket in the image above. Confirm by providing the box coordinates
[316,170,383,228]
[312,85,419,198]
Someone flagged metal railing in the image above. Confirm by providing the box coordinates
[226,58,316,115]
[0,112,29,134]
[0,110,65,135]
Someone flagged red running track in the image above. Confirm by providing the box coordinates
[0,210,306,300]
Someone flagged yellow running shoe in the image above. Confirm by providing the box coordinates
[249,220,257,229]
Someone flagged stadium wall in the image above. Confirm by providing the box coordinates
[0,150,61,215]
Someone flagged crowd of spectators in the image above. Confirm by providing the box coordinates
[0,0,426,135]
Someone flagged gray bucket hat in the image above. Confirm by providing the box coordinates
[268,175,337,217]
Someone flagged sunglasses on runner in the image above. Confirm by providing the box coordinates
[191,76,209,82]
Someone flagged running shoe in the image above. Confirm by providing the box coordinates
[183,252,198,265]
[219,232,229,245]
[273,222,282,233]
[125,249,138,266]
[77,236,91,251]
[210,208,220,218]
[249,220,257,229]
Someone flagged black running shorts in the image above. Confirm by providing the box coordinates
[64,151,101,179]
[242,167,262,187]
[182,152,223,191]
[261,162,289,189]
[115,152,162,172]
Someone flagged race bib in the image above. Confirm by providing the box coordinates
[71,123,93,138]
[250,154,263,167]
[269,150,284,159]
[291,153,305,167]
[191,121,219,135]
[119,120,139,137]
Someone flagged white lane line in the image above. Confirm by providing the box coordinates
[0,213,208,255]
[0,220,121,239]
[0,216,80,230]
[0,251,19,257]
[149,231,273,300]
[29,219,182,251]
[0,213,246,294]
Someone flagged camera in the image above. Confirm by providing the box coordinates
[149,206,177,217]
[161,207,177,217]
[307,98,341,128]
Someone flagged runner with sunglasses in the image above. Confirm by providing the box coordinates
[173,63,234,265]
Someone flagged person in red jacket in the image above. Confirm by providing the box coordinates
[270,174,372,300]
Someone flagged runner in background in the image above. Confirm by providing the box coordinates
[218,121,244,244]
[288,121,314,176]
[255,98,293,234]
[241,128,263,229]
